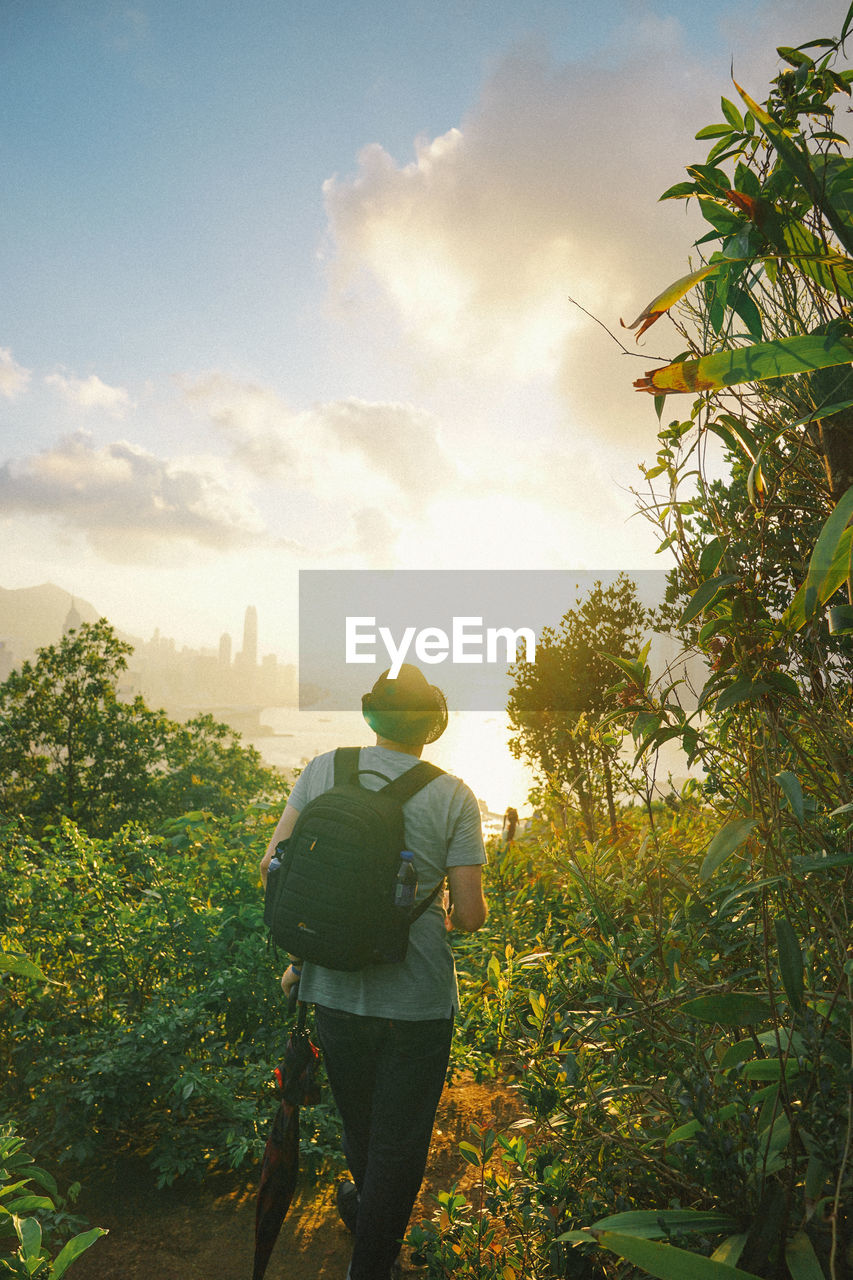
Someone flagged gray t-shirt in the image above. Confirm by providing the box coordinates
[288,745,486,1021]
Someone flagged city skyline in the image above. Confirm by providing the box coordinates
[0,583,297,720]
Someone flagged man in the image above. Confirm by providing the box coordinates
[260,663,487,1280]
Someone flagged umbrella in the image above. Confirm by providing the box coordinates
[253,1001,321,1280]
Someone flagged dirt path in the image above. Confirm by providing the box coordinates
[71,1076,522,1280]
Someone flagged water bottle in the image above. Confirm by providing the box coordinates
[264,843,286,929]
[394,851,418,909]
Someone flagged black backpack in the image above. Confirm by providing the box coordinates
[264,747,445,971]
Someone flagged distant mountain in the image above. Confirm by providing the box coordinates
[0,583,101,657]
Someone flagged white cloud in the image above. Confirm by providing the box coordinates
[322,28,712,399]
[46,371,133,416]
[0,348,31,399]
[183,374,456,508]
[0,431,267,562]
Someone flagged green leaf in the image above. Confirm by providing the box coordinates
[721,97,744,130]
[589,1230,762,1279]
[636,332,853,396]
[458,1142,482,1167]
[5,1194,55,1214]
[696,123,734,139]
[805,1157,829,1200]
[680,993,772,1025]
[763,671,800,699]
[700,817,756,881]
[714,678,770,713]
[785,1231,826,1280]
[698,538,726,579]
[731,288,763,342]
[775,771,805,822]
[680,575,739,626]
[0,954,52,982]
[659,181,698,201]
[720,1039,756,1071]
[828,603,853,633]
[734,79,853,257]
[775,917,804,1011]
[747,454,766,506]
[17,1215,43,1261]
[711,1233,748,1265]
[782,485,853,630]
[841,1,853,45]
[50,1227,109,1279]
[585,1210,739,1240]
[795,851,853,871]
[777,45,814,68]
[665,1119,702,1146]
[807,524,853,615]
[741,1058,800,1081]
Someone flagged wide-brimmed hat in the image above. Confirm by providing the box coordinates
[362,664,448,745]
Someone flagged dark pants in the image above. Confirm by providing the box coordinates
[314,1004,454,1280]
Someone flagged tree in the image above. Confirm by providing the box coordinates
[506,575,647,839]
[625,12,853,623]
[0,620,281,835]
[597,16,853,1276]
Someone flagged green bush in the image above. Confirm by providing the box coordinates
[0,808,342,1187]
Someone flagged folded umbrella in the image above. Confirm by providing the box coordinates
[253,1001,321,1280]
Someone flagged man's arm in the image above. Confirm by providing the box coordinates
[446,863,487,932]
[259,802,300,887]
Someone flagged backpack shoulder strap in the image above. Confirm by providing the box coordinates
[333,746,361,787]
[381,760,445,805]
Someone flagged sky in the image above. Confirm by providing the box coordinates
[1,0,849,671]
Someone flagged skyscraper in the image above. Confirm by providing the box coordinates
[241,606,258,668]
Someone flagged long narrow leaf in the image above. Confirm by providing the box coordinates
[623,263,728,338]
[591,1230,762,1279]
[734,79,853,257]
[680,993,772,1025]
[680,575,739,625]
[49,1227,108,1279]
[700,817,756,881]
[635,332,853,395]
[781,486,853,629]
[785,1232,826,1280]
[775,770,805,822]
[775,917,805,1010]
[566,1210,739,1240]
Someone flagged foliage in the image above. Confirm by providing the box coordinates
[0,1124,106,1278]
[507,576,648,841]
[0,956,105,1277]
[0,620,282,836]
[417,799,852,1278]
[417,13,853,1280]
[0,806,343,1189]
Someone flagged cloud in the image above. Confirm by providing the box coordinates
[325,7,852,448]
[322,24,713,398]
[183,374,456,507]
[0,348,31,399]
[45,371,133,416]
[0,431,267,562]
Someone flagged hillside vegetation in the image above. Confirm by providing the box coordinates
[3,11,853,1280]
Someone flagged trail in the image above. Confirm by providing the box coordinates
[71,1076,522,1280]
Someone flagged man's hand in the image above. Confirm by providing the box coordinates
[281,963,301,997]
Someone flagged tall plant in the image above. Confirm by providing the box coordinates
[593,12,853,1279]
